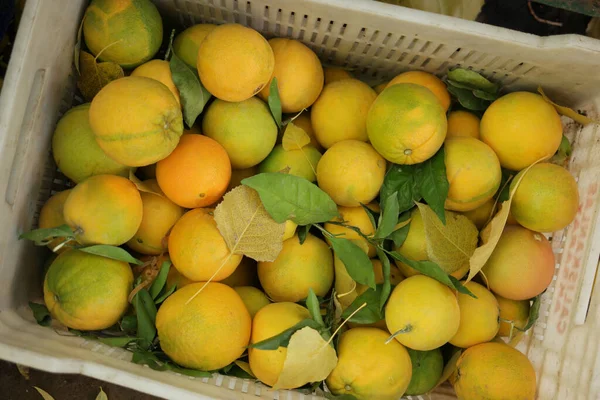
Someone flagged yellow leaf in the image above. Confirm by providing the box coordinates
[34,387,56,400]
[538,87,598,126]
[467,158,545,282]
[128,170,163,198]
[95,387,108,400]
[430,348,462,393]
[282,122,311,151]
[234,360,256,378]
[416,203,478,274]
[214,185,285,262]
[77,50,124,101]
[272,327,338,390]
[16,364,30,380]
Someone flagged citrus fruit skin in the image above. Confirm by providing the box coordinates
[461,198,495,230]
[326,327,412,400]
[387,71,451,111]
[373,81,389,94]
[249,302,311,387]
[38,190,72,251]
[482,225,555,300]
[126,179,184,255]
[52,104,130,183]
[220,257,259,287]
[83,0,163,68]
[63,174,143,246]
[323,67,353,84]
[395,209,427,278]
[259,38,324,113]
[203,97,278,169]
[168,208,242,282]
[173,23,217,68]
[451,342,536,400]
[311,79,377,149]
[89,76,183,167]
[447,110,480,139]
[404,348,444,395]
[292,111,322,151]
[156,134,231,208]
[234,286,271,318]
[511,162,579,233]
[325,204,378,258]
[450,281,500,348]
[156,282,251,371]
[44,249,133,330]
[444,137,502,212]
[227,166,258,192]
[367,83,447,165]
[481,91,562,171]
[258,144,322,182]
[166,259,195,290]
[496,295,530,337]
[258,234,333,302]
[282,220,298,241]
[385,275,460,351]
[317,140,386,207]
[131,59,180,105]
[197,23,274,102]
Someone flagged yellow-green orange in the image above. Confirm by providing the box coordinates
[325,204,378,258]
[450,281,500,348]
[126,179,184,255]
[444,137,501,211]
[451,342,536,400]
[52,104,130,183]
[511,162,579,232]
[83,0,163,68]
[44,249,133,330]
[282,220,298,241]
[395,209,427,278]
[258,234,333,302]
[387,71,451,111]
[249,302,311,387]
[64,174,142,245]
[131,59,180,105]
[156,282,251,370]
[197,24,274,102]
[367,83,447,164]
[405,348,444,396]
[317,140,386,207]
[234,286,271,318]
[481,91,562,171]
[311,79,377,148]
[173,24,216,68]
[258,144,322,182]
[461,198,495,230]
[496,295,531,337]
[386,275,460,350]
[323,67,353,84]
[482,225,555,300]
[38,190,72,251]
[326,328,412,400]
[203,97,277,169]
[447,110,480,139]
[89,76,183,167]
[259,38,324,113]
[168,208,242,282]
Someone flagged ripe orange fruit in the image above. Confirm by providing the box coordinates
[446,110,480,139]
[173,23,217,68]
[387,71,450,111]
[38,190,72,251]
[131,59,180,105]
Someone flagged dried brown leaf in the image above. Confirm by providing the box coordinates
[77,51,124,101]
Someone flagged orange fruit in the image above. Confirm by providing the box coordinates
[292,111,322,151]
[173,23,217,68]
[387,71,450,111]
[324,204,378,257]
[131,59,180,105]
[496,295,530,337]
[323,67,353,84]
[38,190,72,251]
[220,257,259,287]
[447,110,480,139]
[156,134,231,208]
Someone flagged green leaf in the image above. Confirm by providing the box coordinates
[149,260,171,300]
[551,135,573,166]
[341,285,384,324]
[520,295,541,332]
[120,315,137,333]
[447,85,490,111]
[360,203,379,230]
[415,148,449,224]
[97,336,137,348]
[377,248,392,310]
[29,302,51,326]
[154,283,177,304]
[131,351,212,377]
[448,276,477,298]
[380,165,421,213]
[133,289,157,350]
[328,235,375,289]
[375,192,399,239]
[170,51,211,127]
[447,68,498,93]
[473,89,498,101]
[19,225,74,246]
[298,224,311,245]
[497,169,515,202]
[78,245,143,265]
[306,288,325,327]
[248,318,322,350]
[242,173,339,225]
[219,362,256,379]
[267,77,282,129]
[388,214,411,248]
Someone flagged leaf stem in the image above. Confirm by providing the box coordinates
[324,302,367,347]
[164,29,176,60]
[385,324,413,344]
[185,253,233,305]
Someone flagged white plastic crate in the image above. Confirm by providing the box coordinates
[1,0,600,399]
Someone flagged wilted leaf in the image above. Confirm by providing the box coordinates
[77,51,124,101]
[78,245,143,265]
[129,170,163,197]
[447,68,498,93]
[416,203,478,275]
[538,87,598,125]
[215,185,285,262]
[282,122,311,151]
[268,78,283,129]
[96,387,108,400]
[431,349,462,392]
[29,302,51,326]
[242,173,339,225]
[34,387,56,400]
[249,318,323,350]
[341,285,383,324]
[170,51,211,127]
[16,364,30,380]
[272,327,338,390]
